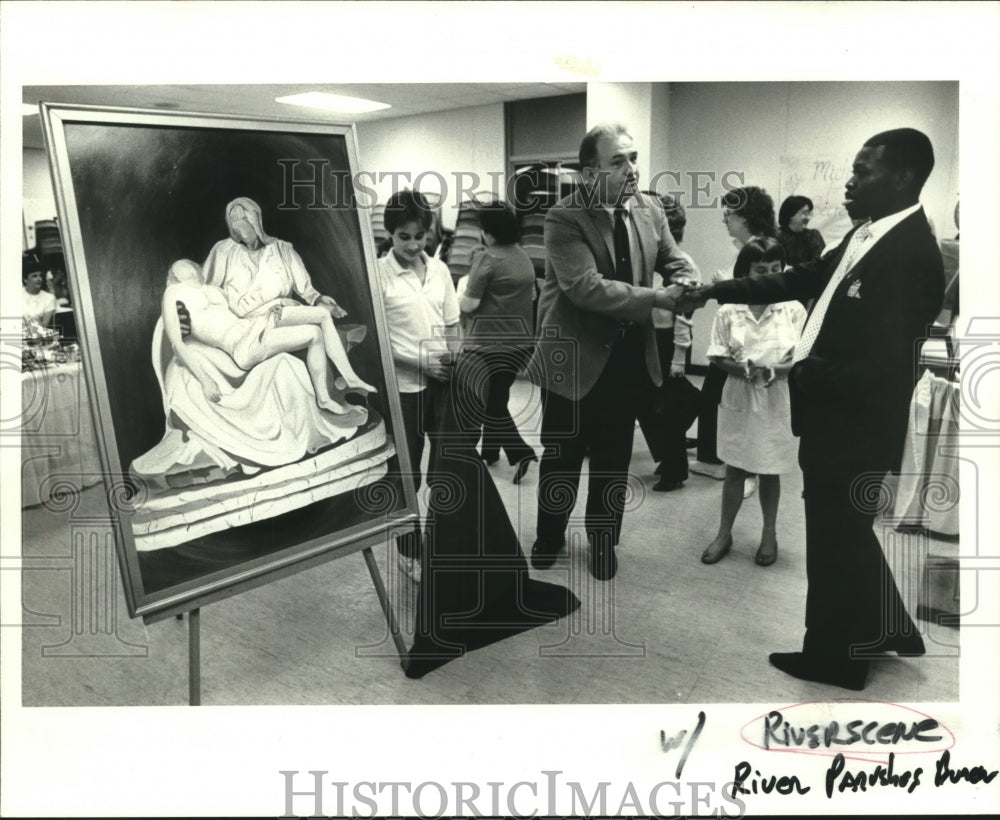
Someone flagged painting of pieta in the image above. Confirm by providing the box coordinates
[41,105,417,620]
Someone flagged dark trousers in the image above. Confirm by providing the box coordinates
[394,383,447,558]
[636,328,689,483]
[696,362,727,464]
[473,345,536,466]
[536,329,651,549]
[801,467,920,663]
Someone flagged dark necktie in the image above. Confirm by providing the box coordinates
[613,207,633,284]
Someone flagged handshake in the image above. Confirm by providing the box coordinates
[656,278,711,314]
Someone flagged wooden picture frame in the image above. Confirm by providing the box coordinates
[40,103,419,623]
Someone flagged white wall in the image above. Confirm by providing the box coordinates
[23,146,58,249]
[21,82,959,333]
[355,103,506,232]
[648,84,671,188]
[664,81,959,363]
[586,82,672,193]
[587,82,655,186]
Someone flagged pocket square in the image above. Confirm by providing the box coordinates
[846,281,862,298]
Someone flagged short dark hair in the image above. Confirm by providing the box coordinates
[864,128,935,189]
[778,195,814,229]
[733,236,786,279]
[579,122,630,169]
[721,185,777,238]
[383,188,435,234]
[22,251,42,282]
[477,200,520,245]
[653,192,687,243]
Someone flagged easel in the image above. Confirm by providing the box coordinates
[172,544,409,706]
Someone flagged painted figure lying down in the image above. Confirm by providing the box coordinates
[130,260,378,491]
[164,259,375,413]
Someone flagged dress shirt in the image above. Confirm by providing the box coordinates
[793,203,923,362]
[853,202,923,267]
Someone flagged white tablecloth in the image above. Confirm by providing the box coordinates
[21,362,103,507]
[893,369,960,536]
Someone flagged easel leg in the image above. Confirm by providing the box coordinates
[189,608,201,706]
[361,547,409,671]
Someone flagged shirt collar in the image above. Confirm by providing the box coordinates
[867,202,922,242]
[602,197,634,221]
[384,249,429,276]
[733,301,785,316]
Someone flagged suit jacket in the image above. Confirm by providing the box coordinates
[528,190,695,400]
[712,207,944,475]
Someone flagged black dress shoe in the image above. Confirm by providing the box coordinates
[685,437,698,449]
[652,478,683,492]
[588,542,618,580]
[530,536,565,569]
[769,651,869,691]
[512,455,537,485]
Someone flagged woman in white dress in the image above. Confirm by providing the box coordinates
[701,238,806,567]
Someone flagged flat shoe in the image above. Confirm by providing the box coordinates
[754,540,777,566]
[652,479,683,492]
[701,535,732,564]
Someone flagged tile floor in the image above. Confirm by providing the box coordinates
[18,377,960,706]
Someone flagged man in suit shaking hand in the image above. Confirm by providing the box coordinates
[528,122,695,581]
[682,128,945,690]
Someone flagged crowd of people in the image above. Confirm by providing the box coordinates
[38,120,947,694]
[372,122,946,693]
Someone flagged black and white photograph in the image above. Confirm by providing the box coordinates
[2,2,998,818]
[39,105,418,620]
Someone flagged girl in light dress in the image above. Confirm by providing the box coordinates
[700,238,806,567]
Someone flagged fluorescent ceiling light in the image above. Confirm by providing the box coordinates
[274,92,390,114]
[23,103,39,116]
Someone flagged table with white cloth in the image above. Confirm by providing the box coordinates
[893,369,960,536]
[890,368,961,626]
[20,361,103,508]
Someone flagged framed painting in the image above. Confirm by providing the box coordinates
[39,103,419,622]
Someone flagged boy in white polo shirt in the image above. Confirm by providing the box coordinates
[375,189,461,581]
